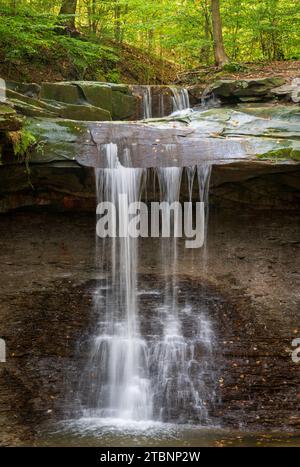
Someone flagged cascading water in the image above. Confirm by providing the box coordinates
[148,166,215,423]
[142,86,153,119]
[82,143,152,421]
[170,87,190,112]
[132,85,190,119]
[79,145,216,426]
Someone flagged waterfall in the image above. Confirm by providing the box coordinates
[200,91,221,109]
[133,85,190,119]
[79,153,216,425]
[82,143,152,421]
[170,87,190,112]
[148,166,215,423]
[142,86,153,119]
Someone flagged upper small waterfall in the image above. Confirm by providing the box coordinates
[82,143,152,421]
[131,85,190,119]
[142,86,153,119]
[170,87,190,112]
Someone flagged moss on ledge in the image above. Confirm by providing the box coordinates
[257,147,300,162]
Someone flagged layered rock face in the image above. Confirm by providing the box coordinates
[6,81,137,121]
[4,81,188,122]
[0,78,299,213]
[197,76,300,105]
[1,102,299,212]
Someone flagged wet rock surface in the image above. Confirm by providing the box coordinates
[270,78,300,104]
[0,209,299,445]
[0,104,299,213]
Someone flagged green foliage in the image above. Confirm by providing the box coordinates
[78,0,299,67]
[105,68,121,84]
[0,0,298,75]
[222,62,246,73]
[258,147,300,162]
[10,129,36,159]
[55,35,118,78]
[7,128,37,186]
[0,4,119,79]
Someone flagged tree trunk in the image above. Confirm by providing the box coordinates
[59,0,78,30]
[200,1,212,65]
[211,0,229,67]
[114,3,122,43]
[10,0,17,14]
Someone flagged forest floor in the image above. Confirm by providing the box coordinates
[176,60,300,87]
[0,36,178,85]
[0,10,178,85]
[0,14,298,89]
[1,55,299,87]
[0,9,299,86]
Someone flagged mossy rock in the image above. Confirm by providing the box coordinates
[23,118,98,165]
[58,104,111,121]
[40,83,83,105]
[257,147,300,162]
[112,91,137,120]
[0,104,23,131]
[7,89,62,112]
[73,83,113,113]
[9,99,59,119]
[237,105,300,122]
[6,81,41,98]
[209,77,286,100]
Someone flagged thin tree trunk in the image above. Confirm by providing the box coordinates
[10,0,17,14]
[91,0,97,33]
[211,0,229,67]
[59,0,78,30]
[115,8,120,42]
[200,5,212,65]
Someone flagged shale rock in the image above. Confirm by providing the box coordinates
[0,104,23,131]
[271,78,300,103]
[206,77,286,102]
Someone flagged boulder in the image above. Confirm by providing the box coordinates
[72,82,113,113]
[40,83,83,104]
[58,104,111,121]
[112,91,137,120]
[24,118,98,164]
[207,77,286,101]
[6,81,41,99]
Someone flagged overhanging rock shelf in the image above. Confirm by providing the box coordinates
[0,79,299,212]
